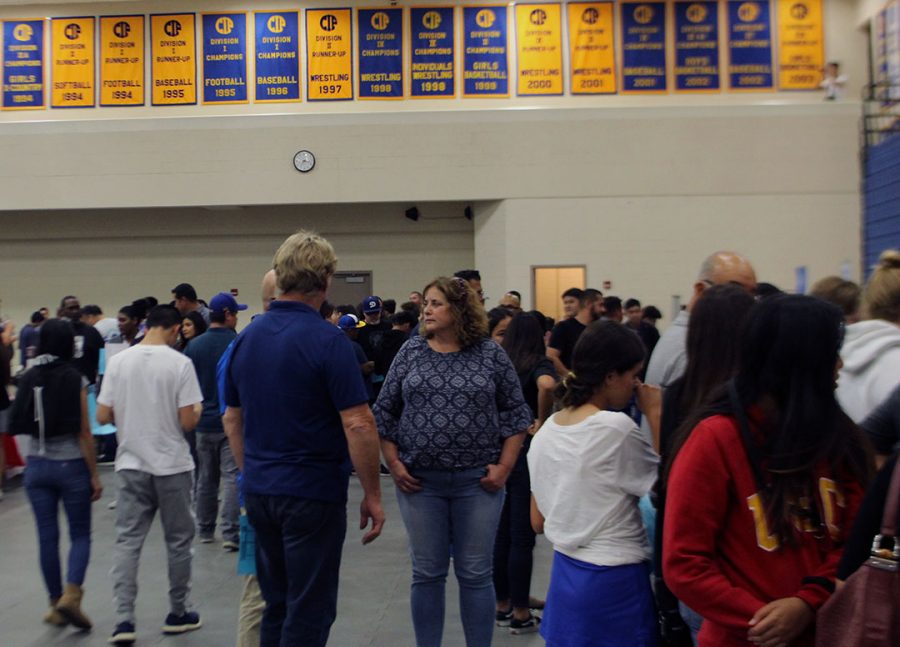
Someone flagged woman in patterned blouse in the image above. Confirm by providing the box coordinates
[375,276,533,647]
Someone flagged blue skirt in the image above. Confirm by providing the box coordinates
[541,552,658,647]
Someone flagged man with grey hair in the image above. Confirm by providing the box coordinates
[644,251,757,390]
[223,231,384,646]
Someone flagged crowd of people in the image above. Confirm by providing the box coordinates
[0,232,898,647]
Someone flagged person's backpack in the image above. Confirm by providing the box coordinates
[9,361,82,440]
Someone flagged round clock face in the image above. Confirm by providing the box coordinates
[293,150,315,173]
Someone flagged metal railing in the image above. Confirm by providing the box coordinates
[861,83,900,151]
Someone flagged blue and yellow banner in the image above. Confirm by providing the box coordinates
[150,14,197,105]
[674,2,719,92]
[2,19,45,110]
[567,2,616,94]
[410,6,455,98]
[516,4,564,96]
[201,13,248,104]
[621,2,666,93]
[100,16,144,106]
[306,8,353,100]
[776,0,823,90]
[726,1,773,90]
[254,11,300,103]
[462,6,509,98]
[358,8,403,99]
[51,17,95,108]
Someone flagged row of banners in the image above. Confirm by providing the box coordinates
[872,0,900,99]
[2,1,824,110]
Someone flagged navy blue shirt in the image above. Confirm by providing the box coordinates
[185,327,237,433]
[224,301,369,502]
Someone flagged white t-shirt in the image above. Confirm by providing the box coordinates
[528,409,659,567]
[97,343,202,476]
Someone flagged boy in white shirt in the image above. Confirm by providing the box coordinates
[97,305,204,645]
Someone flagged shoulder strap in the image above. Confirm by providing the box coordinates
[880,459,900,538]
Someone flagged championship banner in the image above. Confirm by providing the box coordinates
[358,8,403,99]
[254,11,301,103]
[150,14,197,105]
[306,8,353,100]
[462,6,509,98]
[51,17,94,108]
[673,2,719,92]
[515,3,564,96]
[621,2,667,93]
[100,16,144,106]
[885,1,899,99]
[776,0,823,90]
[2,19,45,110]
[726,0,773,91]
[567,2,617,94]
[410,6,455,98]
[201,13,248,104]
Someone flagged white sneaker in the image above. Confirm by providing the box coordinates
[107,499,117,510]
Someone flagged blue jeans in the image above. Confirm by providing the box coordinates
[24,456,92,600]
[246,494,347,647]
[396,468,505,647]
[679,601,703,645]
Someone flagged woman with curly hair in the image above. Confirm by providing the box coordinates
[375,276,533,647]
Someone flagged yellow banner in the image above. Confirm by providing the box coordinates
[100,16,144,106]
[151,14,197,105]
[51,17,95,108]
[516,4,564,95]
[306,9,353,100]
[567,2,616,94]
[776,0,823,90]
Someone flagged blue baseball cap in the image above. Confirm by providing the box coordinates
[363,296,383,313]
[338,314,366,330]
[209,292,248,314]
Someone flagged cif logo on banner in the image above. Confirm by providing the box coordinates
[114,21,131,38]
[64,23,82,40]
[320,14,339,31]
[790,3,808,19]
[686,4,707,23]
[529,9,547,25]
[634,5,655,24]
[215,17,234,35]
[423,11,442,30]
[737,2,760,22]
[13,22,33,41]
[371,12,390,31]
[476,10,495,29]
[267,15,286,34]
[582,7,600,24]
[164,20,182,37]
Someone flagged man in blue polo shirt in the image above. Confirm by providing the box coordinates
[223,231,385,647]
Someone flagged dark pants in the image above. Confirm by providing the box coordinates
[246,494,347,647]
[25,456,93,600]
[493,460,536,609]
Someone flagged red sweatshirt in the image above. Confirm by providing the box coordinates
[663,412,864,647]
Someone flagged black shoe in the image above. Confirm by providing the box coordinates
[379,465,391,477]
[495,608,513,627]
[162,611,202,634]
[109,621,136,644]
[509,613,541,635]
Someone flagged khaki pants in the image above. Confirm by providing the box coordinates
[237,575,265,647]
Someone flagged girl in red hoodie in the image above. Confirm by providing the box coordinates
[663,295,871,647]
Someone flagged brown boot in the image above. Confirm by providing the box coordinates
[43,597,68,626]
[56,583,92,630]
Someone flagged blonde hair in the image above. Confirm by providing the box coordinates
[422,277,488,347]
[865,249,900,323]
[272,230,337,295]
[810,276,860,318]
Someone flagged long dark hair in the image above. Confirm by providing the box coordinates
[678,284,756,417]
[665,295,872,544]
[556,321,645,408]
[502,312,547,374]
[487,306,514,336]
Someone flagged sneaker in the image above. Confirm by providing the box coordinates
[222,540,239,552]
[379,464,391,477]
[509,614,541,635]
[198,533,214,544]
[495,608,513,627]
[109,621,136,644]
[97,456,116,467]
[107,499,117,510]
[162,611,202,634]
